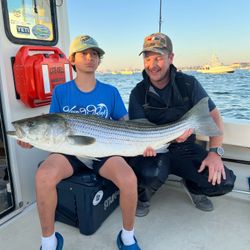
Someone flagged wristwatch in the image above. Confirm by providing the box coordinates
[209,147,224,156]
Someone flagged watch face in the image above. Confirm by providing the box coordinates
[217,147,224,156]
[209,147,224,156]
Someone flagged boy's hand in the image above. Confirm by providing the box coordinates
[143,146,157,157]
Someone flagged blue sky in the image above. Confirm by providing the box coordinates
[67,0,250,71]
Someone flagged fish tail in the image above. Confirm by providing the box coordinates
[182,97,222,136]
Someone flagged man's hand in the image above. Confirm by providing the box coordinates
[143,146,157,157]
[198,152,226,185]
[17,140,33,149]
[175,128,193,143]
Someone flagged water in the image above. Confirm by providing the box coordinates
[97,69,250,121]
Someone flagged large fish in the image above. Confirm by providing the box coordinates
[7,97,221,158]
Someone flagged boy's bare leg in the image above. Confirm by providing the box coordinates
[99,156,137,230]
[35,154,74,236]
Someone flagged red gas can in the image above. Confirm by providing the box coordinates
[13,46,73,108]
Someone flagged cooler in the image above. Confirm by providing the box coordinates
[55,167,119,235]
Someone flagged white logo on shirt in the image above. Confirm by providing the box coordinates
[63,103,108,118]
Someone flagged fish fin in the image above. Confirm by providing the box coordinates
[77,156,101,169]
[77,157,94,169]
[67,135,96,145]
[155,144,170,154]
[181,97,222,137]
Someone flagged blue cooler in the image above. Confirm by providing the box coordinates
[55,167,119,235]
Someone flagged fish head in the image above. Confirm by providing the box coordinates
[10,114,68,145]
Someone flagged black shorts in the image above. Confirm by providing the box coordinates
[60,154,110,175]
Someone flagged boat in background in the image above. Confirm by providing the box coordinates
[197,54,235,74]
[112,69,135,75]
[231,62,250,70]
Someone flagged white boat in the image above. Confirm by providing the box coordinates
[197,55,235,74]
[112,69,135,75]
[197,64,235,74]
[0,1,249,250]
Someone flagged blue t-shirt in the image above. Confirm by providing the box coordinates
[50,79,127,120]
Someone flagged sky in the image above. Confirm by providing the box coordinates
[67,0,250,71]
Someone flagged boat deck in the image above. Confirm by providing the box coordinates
[0,181,249,250]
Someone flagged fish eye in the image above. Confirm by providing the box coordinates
[27,121,35,127]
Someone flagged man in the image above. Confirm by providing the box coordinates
[18,35,141,250]
[129,32,236,217]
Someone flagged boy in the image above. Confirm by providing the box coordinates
[18,35,141,250]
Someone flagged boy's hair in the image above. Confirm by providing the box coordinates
[70,51,103,72]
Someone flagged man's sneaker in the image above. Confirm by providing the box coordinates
[40,232,64,250]
[181,179,214,212]
[116,230,141,250]
[136,200,150,217]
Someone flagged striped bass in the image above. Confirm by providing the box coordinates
[7,97,221,158]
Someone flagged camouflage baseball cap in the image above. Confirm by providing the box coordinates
[139,33,173,55]
[69,35,105,57]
